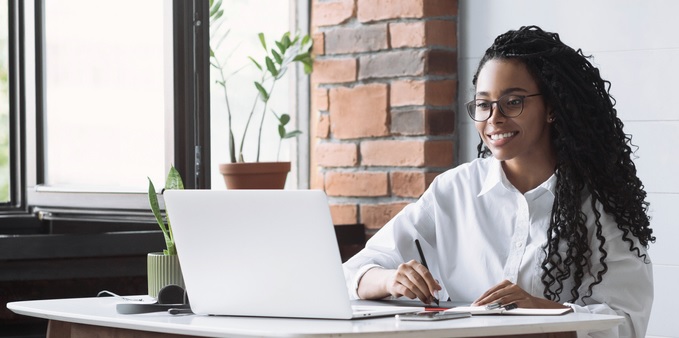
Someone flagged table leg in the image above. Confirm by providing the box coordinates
[46,320,71,338]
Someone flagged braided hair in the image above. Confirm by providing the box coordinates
[471,26,654,303]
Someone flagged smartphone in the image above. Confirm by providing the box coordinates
[396,311,471,321]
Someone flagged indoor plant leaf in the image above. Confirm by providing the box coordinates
[208,4,314,166]
[165,166,184,190]
[258,32,267,50]
[249,56,262,71]
[148,178,173,254]
[271,49,282,65]
[254,81,269,102]
[265,56,278,77]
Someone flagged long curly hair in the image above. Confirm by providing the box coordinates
[471,26,654,303]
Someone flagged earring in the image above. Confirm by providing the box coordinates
[548,116,555,122]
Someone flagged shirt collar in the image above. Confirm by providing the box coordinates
[477,157,557,198]
[478,157,504,197]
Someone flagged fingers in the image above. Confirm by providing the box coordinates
[472,280,566,309]
[473,280,525,307]
[472,279,511,305]
[389,260,441,304]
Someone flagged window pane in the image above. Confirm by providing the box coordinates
[0,2,10,202]
[43,0,169,192]
[209,0,293,188]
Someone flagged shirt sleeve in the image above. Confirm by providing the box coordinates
[342,188,439,299]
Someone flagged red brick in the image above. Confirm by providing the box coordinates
[312,32,325,56]
[391,79,456,107]
[361,140,453,167]
[314,88,329,111]
[391,108,455,136]
[425,80,456,106]
[312,0,355,27]
[325,171,389,197]
[389,22,426,48]
[390,171,440,198]
[316,142,358,167]
[357,0,424,22]
[426,20,456,48]
[360,202,410,230]
[391,79,425,106]
[316,114,330,138]
[359,50,426,80]
[423,0,457,17]
[361,140,425,167]
[426,109,455,135]
[330,204,358,225]
[424,140,454,167]
[389,20,456,49]
[426,50,457,76]
[329,83,389,139]
[325,24,388,55]
[313,58,357,84]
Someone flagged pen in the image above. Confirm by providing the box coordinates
[414,239,439,306]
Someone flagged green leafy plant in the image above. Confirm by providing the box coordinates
[273,110,302,162]
[147,166,184,255]
[209,0,313,163]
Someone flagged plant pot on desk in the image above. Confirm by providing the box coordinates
[219,162,291,189]
[147,253,185,298]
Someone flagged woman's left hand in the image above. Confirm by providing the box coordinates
[472,280,568,309]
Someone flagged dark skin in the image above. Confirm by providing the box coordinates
[357,260,441,305]
[472,279,567,309]
[357,59,568,310]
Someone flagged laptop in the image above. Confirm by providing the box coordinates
[163,189,423,319]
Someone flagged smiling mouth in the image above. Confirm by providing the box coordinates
[489,132,518,141]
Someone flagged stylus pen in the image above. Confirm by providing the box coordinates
[414,239,439,306]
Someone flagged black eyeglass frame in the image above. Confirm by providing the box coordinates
[465,93,542,122]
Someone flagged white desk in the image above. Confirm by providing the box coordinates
[8,297,623,338]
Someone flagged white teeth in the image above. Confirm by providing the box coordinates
[490,132,516,140]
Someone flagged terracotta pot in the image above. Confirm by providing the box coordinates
[147,252,185,298]
[218,161,291,189]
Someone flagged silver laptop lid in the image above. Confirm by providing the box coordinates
[164,189,354,319]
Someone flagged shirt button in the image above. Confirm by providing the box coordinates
[515,242,523,248]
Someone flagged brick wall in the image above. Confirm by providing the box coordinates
[310,0,458,234]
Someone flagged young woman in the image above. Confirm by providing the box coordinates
[343,26,654,338]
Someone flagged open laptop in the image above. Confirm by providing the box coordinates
[163,189,423,319]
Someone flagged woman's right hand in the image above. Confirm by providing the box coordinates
[358,260,441,305]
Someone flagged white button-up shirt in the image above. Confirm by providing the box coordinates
[343,157,652,338]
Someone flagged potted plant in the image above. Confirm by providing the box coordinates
[209,0,313,189]
[146,166,185,298]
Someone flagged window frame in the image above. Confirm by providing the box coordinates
[0,0,27,214]
[2,0,210,224]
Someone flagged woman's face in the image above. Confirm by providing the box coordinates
[474,58,554,166]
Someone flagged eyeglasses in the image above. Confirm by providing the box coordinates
[465,93,542,122]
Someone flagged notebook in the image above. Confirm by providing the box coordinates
[444,305,572,316]
[163,189,423,319]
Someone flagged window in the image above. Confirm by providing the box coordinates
[209,0,310,189]
[23,0,210,220]
[41,0,168,192]
[1,0,309,223]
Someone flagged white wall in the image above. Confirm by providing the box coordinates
[457,1,679,337]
